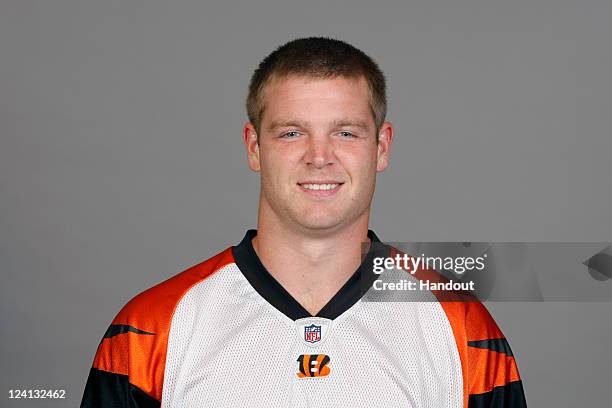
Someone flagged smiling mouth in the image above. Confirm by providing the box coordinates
[296,182,344,196]
[299,183,342,191]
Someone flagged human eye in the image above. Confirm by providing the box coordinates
[338,131,356,138]
[281,131,301,139]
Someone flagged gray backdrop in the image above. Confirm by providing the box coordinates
[1,0,610,406]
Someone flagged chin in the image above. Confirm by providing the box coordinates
[292,213,347,233]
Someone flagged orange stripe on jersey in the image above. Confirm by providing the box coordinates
[90,247,235,401]
[93,334,129,376]
[315,354,324,374]
[317,355,331,377]
[467,346,521,395]
[441,299,522,407]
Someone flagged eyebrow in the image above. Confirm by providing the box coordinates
[330,119,370,130]
[267,119,371,132]
[267,120,310,132]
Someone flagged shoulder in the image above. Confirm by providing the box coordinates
[389,246,525,404]
[439,297,503,339]
[87,247,235,402]
[112,246,235,332]
[387,246,503,336]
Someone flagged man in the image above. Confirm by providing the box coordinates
[82,37,527,407]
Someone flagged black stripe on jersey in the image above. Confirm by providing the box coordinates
[320,354,331,370]
[102,324,155,340]
[81,367,160,408]
[468,338,514,357]
[468,380,527,408]
[232,229,390,321]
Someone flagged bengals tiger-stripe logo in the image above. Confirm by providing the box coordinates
[297,354,331,378]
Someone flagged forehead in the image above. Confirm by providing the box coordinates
[260,75,374,126]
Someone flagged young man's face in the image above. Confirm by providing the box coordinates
[244,75,393,234]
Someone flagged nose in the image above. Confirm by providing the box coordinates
[303,134,335,169]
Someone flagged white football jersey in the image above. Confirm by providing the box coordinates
[82,230,526,407]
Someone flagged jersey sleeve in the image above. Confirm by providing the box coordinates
[80,297,166,408]
[441,300,527,408]
[80,248,234,407]
[396,245,527,408]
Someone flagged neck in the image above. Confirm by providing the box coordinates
[252,210,371,315]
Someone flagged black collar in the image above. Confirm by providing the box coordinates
[232,229,390,321]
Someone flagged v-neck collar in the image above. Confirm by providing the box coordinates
[231,229,390,321]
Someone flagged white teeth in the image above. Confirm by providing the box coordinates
[302,184,339,191]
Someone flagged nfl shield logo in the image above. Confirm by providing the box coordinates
[304,324,321,343]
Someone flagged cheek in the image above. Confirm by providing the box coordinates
[260,147,283,172]
[340,148,378,181]
[260,143,301,165]
[259,149,296,188]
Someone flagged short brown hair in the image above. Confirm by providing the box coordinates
[246,37,387,134]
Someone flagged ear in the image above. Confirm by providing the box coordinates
[243,122,261,172]
[376,121,394,172]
